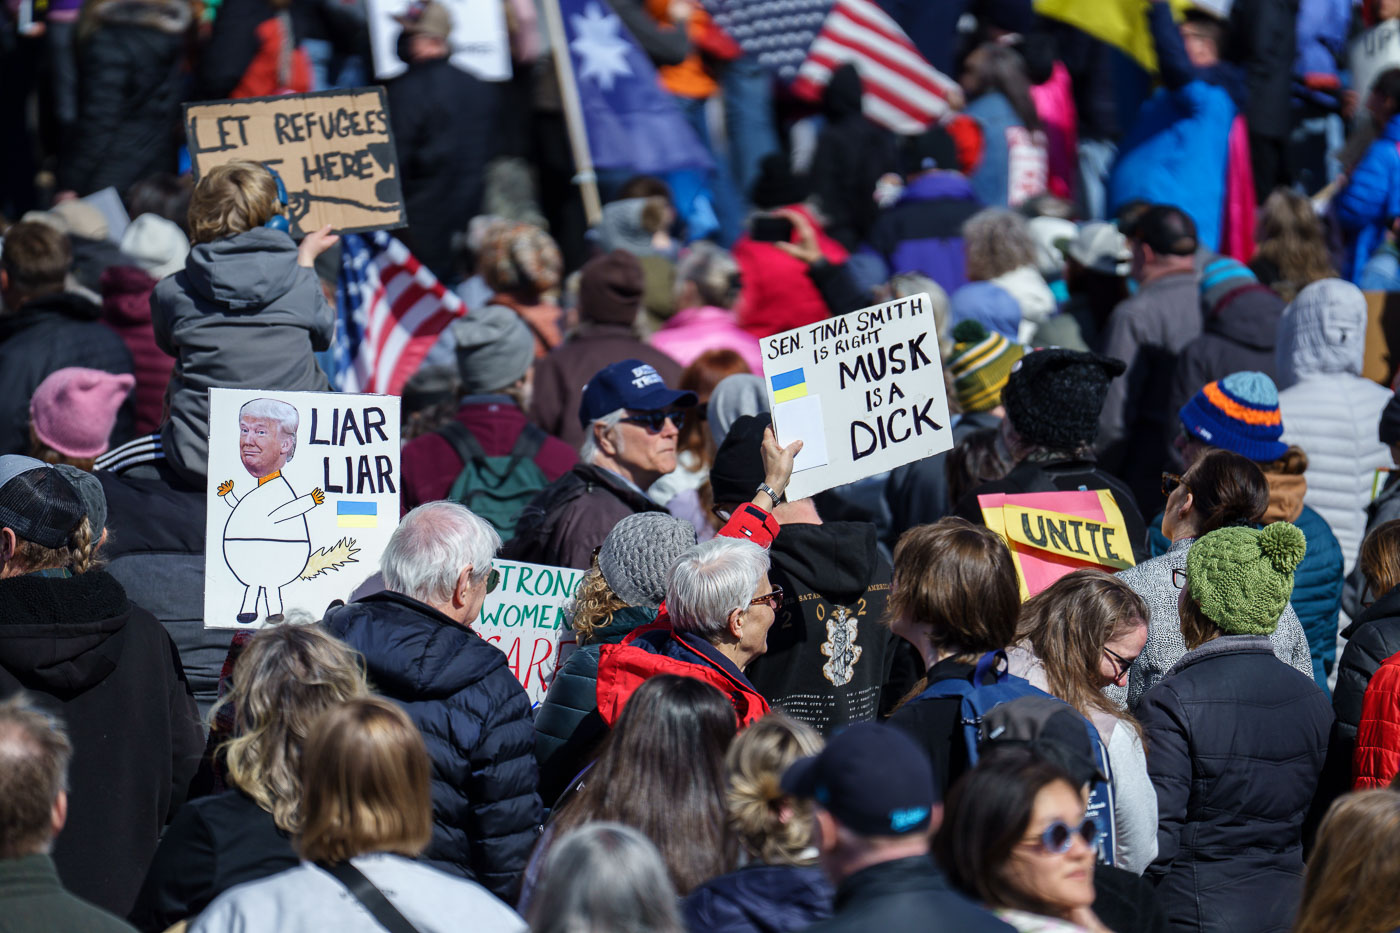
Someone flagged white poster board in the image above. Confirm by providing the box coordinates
[368,0,511,82]
[472,559,585,706]
[203,388,401,629]
[760,293,953,501]
[1353,20,1400,100]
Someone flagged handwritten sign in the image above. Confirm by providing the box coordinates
[203,388,401,629]
[472,559,585,705]
[367,0,511,82]
[760,293,953,500]
[979,489,1136,599]
[184,88,406,237]
[1352,20,1400,100]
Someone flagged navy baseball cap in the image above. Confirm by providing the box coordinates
[781,722,937,836]
[578,359,697,428]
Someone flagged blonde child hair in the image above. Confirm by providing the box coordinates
[188,161,283,244]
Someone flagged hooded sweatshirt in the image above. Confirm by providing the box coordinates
[152,227,334,486]
[741,521,909,736]
[1169,283,1284,418]
[1277,279,1394,572]
[0,571,204,917]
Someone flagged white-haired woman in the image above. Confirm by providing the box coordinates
[648,242,762,375]
[528,823,685,933]
[323,501,543,901]
[961,208,1056,343]
[594,536,781,729]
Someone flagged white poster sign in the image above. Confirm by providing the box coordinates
[760,293,953,501]
[472,559,585,705]
[368,0,512,82]
[1352,20,1400,100]
[203,388,401,630]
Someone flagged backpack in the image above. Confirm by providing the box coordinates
[435,422,549,540]
[914,650,1119,866]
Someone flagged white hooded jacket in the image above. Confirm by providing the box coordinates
[1277,279,1393,573]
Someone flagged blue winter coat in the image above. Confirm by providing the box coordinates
[1146,502,1342,689]
[1336,113,1400,283]
[965,92,1022,209]
[683,863,834,933]
[860,172,982,297]
[1108,2,1237,251]
[1138,636,1331,933]
[323,591,543,901]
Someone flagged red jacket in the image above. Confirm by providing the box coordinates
[1354,649,1400,790]
[733,205,849,339]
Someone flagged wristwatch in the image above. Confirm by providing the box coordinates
[756,482,785,507]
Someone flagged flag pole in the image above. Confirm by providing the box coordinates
[543,0,603,227]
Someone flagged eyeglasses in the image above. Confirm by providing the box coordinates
[1103,645,1134,682]
[486,568,500,594]
[748,585,784,611]
[620,410,688,433]
[1024,817,1098,855]
[1172,568,1187,590]
[1162,472,1186,496]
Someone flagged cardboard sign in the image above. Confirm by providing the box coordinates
[1352,20,1400,100]
[203,388,401,629]
[367,0,511,82]
[184,88,406,237]
[472,560,586,705]
[760,293,953,500]
[979,489,1136,599]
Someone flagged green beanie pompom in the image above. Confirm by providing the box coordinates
[951,319,990,344]
[1185,521,1308,636]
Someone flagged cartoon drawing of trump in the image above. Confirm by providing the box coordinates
[218,398,324,623]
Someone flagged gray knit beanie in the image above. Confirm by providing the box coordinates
[452,304,536,395]
[597,512,698,610]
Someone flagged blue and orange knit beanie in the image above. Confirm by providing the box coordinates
[1178,371,1288,462]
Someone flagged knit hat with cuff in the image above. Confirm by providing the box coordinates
[946,320,1024,413]
[1178,371,1288,462]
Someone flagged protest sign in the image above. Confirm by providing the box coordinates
[184,88,406,237]
[203,388,401,629]
[472,559,585,705]
[979,489,1136,599]
[1352,20,1400,100]
[367,0,511,82]
[759,293,953,501]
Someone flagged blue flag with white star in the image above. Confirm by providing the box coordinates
[560,0,713,174]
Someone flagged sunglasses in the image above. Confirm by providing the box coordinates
[621,410,688,433]
[1026,817,1098,855]
[486,568,500,594]
[748,585,784,611]
[1162,472,1186,496]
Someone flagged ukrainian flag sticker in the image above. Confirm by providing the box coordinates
[337,500,378,528]
[770,368,808,403]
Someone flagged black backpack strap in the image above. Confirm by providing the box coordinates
[510,423,548,461]
[436,421,488,465]
[317,860,422,933]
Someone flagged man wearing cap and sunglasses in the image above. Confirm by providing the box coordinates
[324,501,543,902]
[504,358,698,570]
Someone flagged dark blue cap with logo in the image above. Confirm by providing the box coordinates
[578,359,698,428]
[781,722,937,836]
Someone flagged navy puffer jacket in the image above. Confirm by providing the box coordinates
[324,591,543,901]
[1138,636,1331,933]
[683,863,833,933]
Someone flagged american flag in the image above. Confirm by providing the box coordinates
[788,0,960,134]
[335,232,466,395]
[702,0,833,80]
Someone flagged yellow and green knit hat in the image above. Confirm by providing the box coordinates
[1185,522,1307,635]
[946,320,1024,414]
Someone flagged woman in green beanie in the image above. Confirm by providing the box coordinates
[1136,521,1333,933]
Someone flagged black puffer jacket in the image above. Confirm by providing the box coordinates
[323,590,543,901]
[0,291,136,456]
[1332,584,1400,752]
[1137,636,1331,933]
[61,0,190,194]
[743,521,911,735]
[0,570,204,918]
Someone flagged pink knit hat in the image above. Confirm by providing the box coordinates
[29,368,136,459]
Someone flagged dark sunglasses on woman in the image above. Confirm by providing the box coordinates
[1027,817,1098,855]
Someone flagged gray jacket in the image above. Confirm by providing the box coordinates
[152,227,334,485]
[1111,538,1313,709]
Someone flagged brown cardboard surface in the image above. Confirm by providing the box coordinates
[184,88,405,237]
[1363,290,1400,387]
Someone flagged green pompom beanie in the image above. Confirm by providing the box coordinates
[1185,522,1307,635]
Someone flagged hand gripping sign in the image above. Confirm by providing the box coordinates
[979,489,1136,600]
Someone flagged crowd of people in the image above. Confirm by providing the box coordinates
[10,0,1400,931]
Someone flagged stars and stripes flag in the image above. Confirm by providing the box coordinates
[788,0,961,134]
[702,0,833,80]
[334,231,465,395]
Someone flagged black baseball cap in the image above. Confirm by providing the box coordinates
[981,696,1107,788]
[1130,204,1197,257]
[0,455,84,549]
[577,359,697,428]
[781,722,937,836]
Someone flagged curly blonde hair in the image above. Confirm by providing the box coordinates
[568,567,630,645]
[725,713,824,865]
[188,160,281,244]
